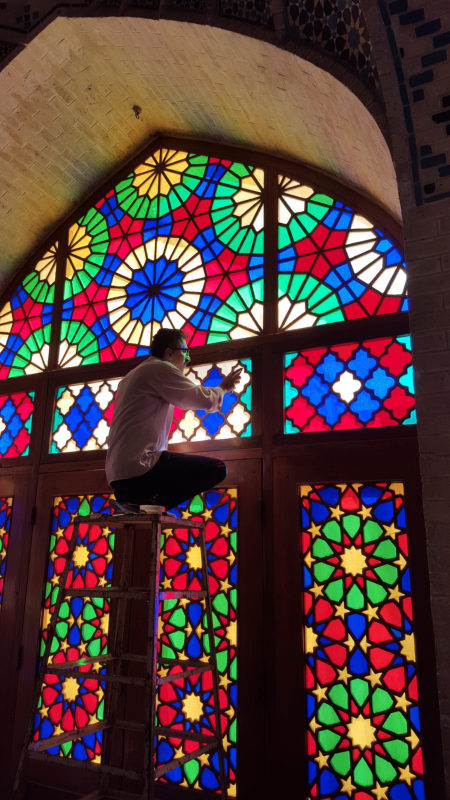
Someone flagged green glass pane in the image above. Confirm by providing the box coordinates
[330,751,351,776]
[342,514,361,538]
[354,756,373,787]
[371,687,394,714]
[317,703,340,726]
[318,729,340,752]
[374,754,397,783]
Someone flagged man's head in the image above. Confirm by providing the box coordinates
[150,328,190,370]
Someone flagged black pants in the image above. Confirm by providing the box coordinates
[110,451,227,510]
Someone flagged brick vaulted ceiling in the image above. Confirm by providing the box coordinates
[0,15,400,289]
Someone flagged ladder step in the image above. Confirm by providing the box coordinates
[45,654,116,669]
[44,665,147,686]
[75,514,204,531]
[155,743,217,778]
[157,663,212,684]
[62,588,207,600]
[155,727,217,743]
[159,590,206,600]
[159,656,211,668]
[28,750,142,780]
[64,587,151,599]
[29,721,108,751]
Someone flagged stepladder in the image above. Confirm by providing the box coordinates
[14,508,228,800]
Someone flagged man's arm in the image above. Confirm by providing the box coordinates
[152,361,242,411]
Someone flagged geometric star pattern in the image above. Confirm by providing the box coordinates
[50,359,252,454]
[0,391,35,456]
[284,336,415,433]
[278,177,408,331]
[0,245,56,378]
[33,494,114,761]
[157,488,237,796]
[58,148,264,367]
[301,482,424,800]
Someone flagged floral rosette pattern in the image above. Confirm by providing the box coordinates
[156,489,237,795]
[0,245,56,377]
[34,495,114,761]
[301,483,424,800]
[278,177,408,331]
[59,149,264,367]
[0,496,13,609]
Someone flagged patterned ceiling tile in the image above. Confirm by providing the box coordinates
[284,0,379,89]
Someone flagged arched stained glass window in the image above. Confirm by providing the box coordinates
[278,177,408,331]
[0,245,57,377]
[0,141,437,800]
[58,149,264,367]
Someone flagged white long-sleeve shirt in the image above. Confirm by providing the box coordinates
[105,357,224,483]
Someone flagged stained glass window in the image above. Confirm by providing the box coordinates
[301,482,424,800]
[284,335,415,433]
[0,497,13,610]
[0,391,35,456]
[278,177,408,330]
[34,488,237,791]
[58,149,264,367]
[157,489,237,796]
[50,359,252,453]
[0,245,56,377]
[34,495,113,761]
[50,380,120,453]
[170,359,252,442]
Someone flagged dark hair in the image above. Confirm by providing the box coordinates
[150,328,185,359]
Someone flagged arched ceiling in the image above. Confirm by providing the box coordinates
[0,16,401,290]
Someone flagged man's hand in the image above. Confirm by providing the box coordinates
[220,365,242,392]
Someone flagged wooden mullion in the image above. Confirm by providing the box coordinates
[47,228,68,371]
[262,165,279,337]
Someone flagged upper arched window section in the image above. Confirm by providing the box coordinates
[0,144,407,378]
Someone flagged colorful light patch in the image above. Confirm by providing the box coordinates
[284,336,415,433]
[50,380,120,453]
[278,177,408,330]
[170,359,252,442]
[157,489,237,796]
[0,391,34,456]
[301,482,425,800]
[0,246,56,377]
[0,497,13,609]
[34,494,113,761]
[58,148,264,367]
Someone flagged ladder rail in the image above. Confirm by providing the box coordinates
[14,511,229,800]
[144,515,162,800]
[199,520,228,800]
[13,517,82,792]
